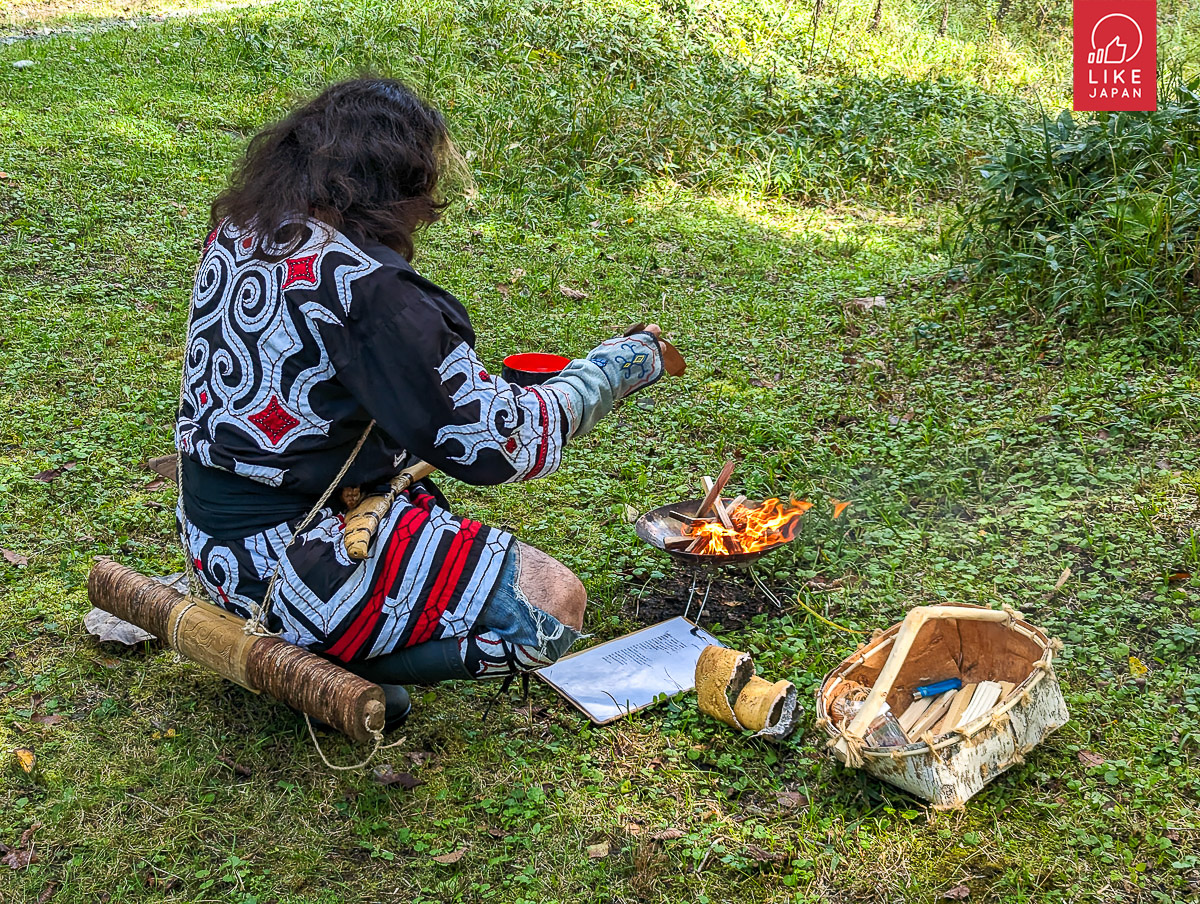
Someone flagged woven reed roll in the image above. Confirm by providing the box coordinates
[88,559,386,742]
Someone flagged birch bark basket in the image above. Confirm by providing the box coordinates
[818,604,1069,809]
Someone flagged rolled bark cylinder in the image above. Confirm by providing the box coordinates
[734,676,799,739]
[88,559,386,742]
[695,645,753,729]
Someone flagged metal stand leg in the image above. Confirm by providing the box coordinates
[692,578,715,625]
[749,566,785,610]
[681,572,700,621]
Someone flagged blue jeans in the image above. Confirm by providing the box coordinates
[349,544,582,684]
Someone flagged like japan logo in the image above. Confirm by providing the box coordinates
[1074,0,1157,111]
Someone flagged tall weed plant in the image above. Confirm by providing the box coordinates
[956,76,1200,340]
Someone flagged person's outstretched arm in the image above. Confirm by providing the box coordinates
[327,267,665,485]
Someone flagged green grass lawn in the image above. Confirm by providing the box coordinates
[2,0,1200,901]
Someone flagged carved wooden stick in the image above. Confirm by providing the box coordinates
[344,460,437,560]
[88,559,386,742]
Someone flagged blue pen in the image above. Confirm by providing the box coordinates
[913,678,962,699]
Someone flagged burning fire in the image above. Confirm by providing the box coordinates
[688,498,813,556]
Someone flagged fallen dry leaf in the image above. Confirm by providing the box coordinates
[1168,571,1192,583]
[558,284,588,300]
[845,295,887,312]
[775,790,809,810]
[1,549,29,567]
[943,885,970,900]
[144,455,178,481]
[745,844,785,862]
[84,608,156,646]
[13,748,36,773]
[144,478,166,491]
[36,881,58,903]
[1,845,38,870]
[1053,567,1072,592]
[1078,750,1106,768]
[1,824,40,870]
[586,841,610,860]
[432,847,466,865]
[31,462,75,483]
[650,828,684,842]
[31,714,64,727]
[372,765,422,789]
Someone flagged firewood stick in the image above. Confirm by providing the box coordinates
[668,510,715,525]
[726,495,747,513]
[698,477,734,529]
[898,696,933,733]
[910,690,956,737]
[696,461,737,518]
[934,685,974,736]
[713,498,734,529]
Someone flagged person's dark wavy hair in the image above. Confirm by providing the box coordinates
[211,77,454,260]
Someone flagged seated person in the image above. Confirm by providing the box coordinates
[175,77,669,727]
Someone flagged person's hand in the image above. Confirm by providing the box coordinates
[620,322,682,375]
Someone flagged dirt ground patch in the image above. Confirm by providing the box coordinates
[627,566,785,632]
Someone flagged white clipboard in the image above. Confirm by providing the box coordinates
[536,617,723,725]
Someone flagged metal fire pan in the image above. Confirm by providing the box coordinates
[634,498,796,566]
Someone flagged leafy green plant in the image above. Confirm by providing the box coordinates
[955,76,1200,339]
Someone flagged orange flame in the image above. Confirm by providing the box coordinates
[689,498,813,556]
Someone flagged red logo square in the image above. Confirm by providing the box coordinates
[1074,0,1157,111]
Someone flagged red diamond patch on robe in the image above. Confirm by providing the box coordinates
[248,395,301,445]
[282,253,319,289]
